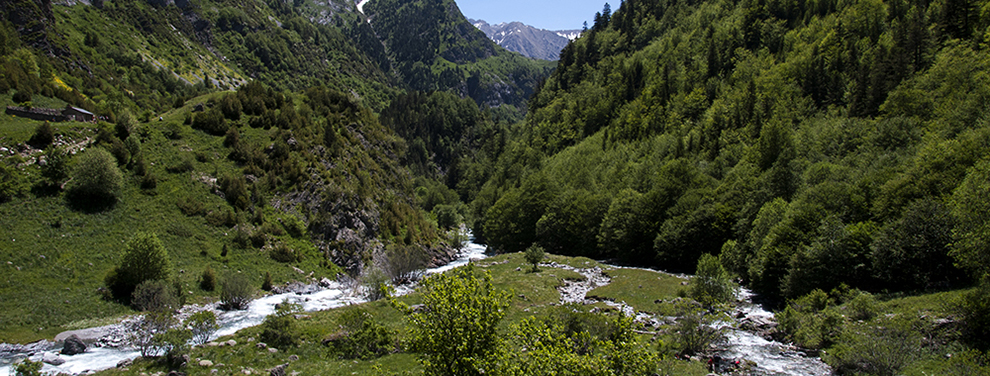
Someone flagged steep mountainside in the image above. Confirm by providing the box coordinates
[472,0,990,301]
[471,19,579,60]
[364,0,554,119]
[0,0,552,342]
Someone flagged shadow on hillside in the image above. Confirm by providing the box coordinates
[65,191,118,213]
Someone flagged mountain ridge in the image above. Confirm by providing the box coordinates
[470,18,580,60]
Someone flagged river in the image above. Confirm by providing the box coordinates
[0,237,487,376]
[0,237,830,376]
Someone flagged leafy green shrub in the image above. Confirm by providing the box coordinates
[407,265,510,376]
[155,327,192,367]
[219,274,252,310]
[280,214,307,238]
[192,107,228,135]
[325,309,397,359]
[188,311,219,345]
[140,173,158,190]
[261,301,301,348]
[28,122,53,147]
[267,240,301,263]
[689,253,736,307]
[162,122,188,140]
[206,207,237,227]
[777,289,844,349]
[132,279,181,312]
[105,233,173,302]
[13,359,42,376]
[40,146,70,187]
[846,291,880,321]
[200,266,216,291]
[0,162,26,203]
[66,148,124,207]
[262,271,273,291]
[524,244,545,272]
[12,89,32,104]
[219,173,250,210]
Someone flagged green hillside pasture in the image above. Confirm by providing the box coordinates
[0,97,338,343]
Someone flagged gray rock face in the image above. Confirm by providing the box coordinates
[471,19,579,60]
[61,334,87,355]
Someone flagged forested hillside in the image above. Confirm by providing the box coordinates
[474,0,990,300]
[0,0,554,342]
[365,0,554,120]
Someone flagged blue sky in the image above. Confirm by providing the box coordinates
[455,0,612,31]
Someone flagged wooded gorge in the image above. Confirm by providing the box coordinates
[471,0,990,300]
[3,0,990,374]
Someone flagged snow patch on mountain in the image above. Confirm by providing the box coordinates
[556,30,583,41]
[356,0,370,14]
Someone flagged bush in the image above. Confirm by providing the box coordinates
[777,289,844,349]
[13,359,42,376]
[219,173,250,210]
[689,253,736,306]
[105,233,173,302]
[155,327,192,367]
[132,309,178,358]
[219,274,252,310]
[200,266,216,291]
[12,89,32,104]
[658,300,726,357]
[325,309,397,359]
[524,244,545,272]
[267,240,301,263]
[408,265,510,376]
[361,267,390,301]
[206,207,237,227]
[386,244,426,284]
[66,148,124,207]
[0,162,26,202]
[261,300,301,348]
[262,271,273,291]
[162,122,189,140]
[188,310,219,345]
[28,122,54,147]
[132,279,181,312]
[192,107,228,135]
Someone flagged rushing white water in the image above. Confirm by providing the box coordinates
[0,234,487,376]
[718,288,832,376]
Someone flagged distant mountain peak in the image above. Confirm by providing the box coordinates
[469,18,581,61]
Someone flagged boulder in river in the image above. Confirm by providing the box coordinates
[42,352,65,365]
[61,334,87,355]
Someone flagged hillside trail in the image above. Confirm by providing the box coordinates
[544,261,833,376]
